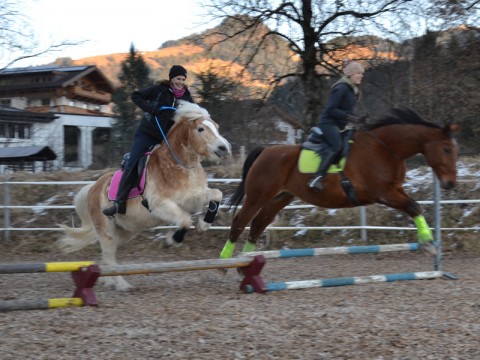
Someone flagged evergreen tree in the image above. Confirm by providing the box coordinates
[110,44,152,161]
[196,69,241,108]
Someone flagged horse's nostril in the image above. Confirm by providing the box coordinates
[441,181,455,190]
[218,145,227,152]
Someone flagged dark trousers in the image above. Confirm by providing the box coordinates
[124,127,161,172]
[115,129,161,203]
[317,124,342,157]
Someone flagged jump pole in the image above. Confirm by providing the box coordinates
[244,271,445,293]
[242,242,420,259]
[0,298,84,312]
[241,242,454,294]
[0,261,100,311]
[0,256,267,311]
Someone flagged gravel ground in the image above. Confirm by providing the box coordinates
[0,235,479,360]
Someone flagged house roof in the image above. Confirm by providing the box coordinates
[0,146,57,161]
[0,65,115,93]
[0,105,57,123]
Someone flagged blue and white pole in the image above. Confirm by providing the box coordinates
[244,271,444,293]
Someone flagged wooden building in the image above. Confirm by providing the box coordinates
[0,65,115,172]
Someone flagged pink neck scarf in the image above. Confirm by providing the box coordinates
[171,85,186,98]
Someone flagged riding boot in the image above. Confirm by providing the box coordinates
[103,170,135,216]
[308,152,337,192]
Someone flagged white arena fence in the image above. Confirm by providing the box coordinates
[1,178,479,241]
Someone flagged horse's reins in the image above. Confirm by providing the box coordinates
[364,129,402,161]
[154,106,193,170]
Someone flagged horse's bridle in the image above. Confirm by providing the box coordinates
[154,112,193,170]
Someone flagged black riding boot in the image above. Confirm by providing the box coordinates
[103,170,135,216]
[308,152,337,192]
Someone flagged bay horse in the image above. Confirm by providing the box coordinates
[220,107,459,260]
[59,101,231,290]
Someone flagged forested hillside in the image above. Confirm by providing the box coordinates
[51,21,479,154]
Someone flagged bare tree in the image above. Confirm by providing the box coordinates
[427,0,480,30]
[199,0,435,127]
[0,1,81,71]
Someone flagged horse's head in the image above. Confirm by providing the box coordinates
[173,101,231,160]
[423,123,460,190]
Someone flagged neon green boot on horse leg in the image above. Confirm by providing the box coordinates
[414,215,437,256]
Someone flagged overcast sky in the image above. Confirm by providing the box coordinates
[19,0,213,66]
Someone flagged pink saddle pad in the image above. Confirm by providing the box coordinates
[107,169,147,201]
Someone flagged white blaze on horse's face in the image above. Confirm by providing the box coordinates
[204,118,231,157]
[193,117,231,159]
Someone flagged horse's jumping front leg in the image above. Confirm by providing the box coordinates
[196,188,223,233]
[379,188,437,256]
[150,201,192,247]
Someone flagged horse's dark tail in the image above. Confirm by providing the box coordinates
[227,146,265,212]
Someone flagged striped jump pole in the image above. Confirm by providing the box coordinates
[0,298,84,312]
[0,256,267,311]
[94,256,267,294]
[0,261,100,311]
[99,257,255,276]
[244,271,445,293]
[0,261,95,274]
[242,242,420,259]
[241,242,454,294]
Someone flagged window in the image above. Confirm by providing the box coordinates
[41,98,50,106]
[0,99,11,106]
[64,126,79,162]
[7,124,15,138]
[0,123,31,139]
[27,99,42,107]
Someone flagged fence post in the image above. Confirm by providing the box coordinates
[359,206,367,241]
[3,180,10,241]
[433,172,442,271]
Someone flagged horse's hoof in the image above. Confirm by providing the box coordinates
[420,242,437,257]
[196,219,211,233]
[164,240,182,249]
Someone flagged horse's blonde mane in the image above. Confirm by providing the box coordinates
[174,100,210,122]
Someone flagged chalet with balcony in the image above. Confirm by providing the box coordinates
[0,65,115,172]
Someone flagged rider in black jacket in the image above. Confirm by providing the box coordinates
[103,65,194,216]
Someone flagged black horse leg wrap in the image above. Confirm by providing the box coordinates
[204,201,219,224]
[173,228,188,243]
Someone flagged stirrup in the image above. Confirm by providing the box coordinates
[308,176,324,192]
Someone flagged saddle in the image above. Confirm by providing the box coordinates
[299,128,353,174]
[107,152,151,201]
[300,128,360,206]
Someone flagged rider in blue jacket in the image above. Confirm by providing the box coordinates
[308,61,365,191]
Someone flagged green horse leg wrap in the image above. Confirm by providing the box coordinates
[220,239,235,258]
[413,215,433,243]
[242,241,256,253]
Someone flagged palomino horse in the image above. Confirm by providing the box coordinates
[59,101,231,290]
[220,107,459,260]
